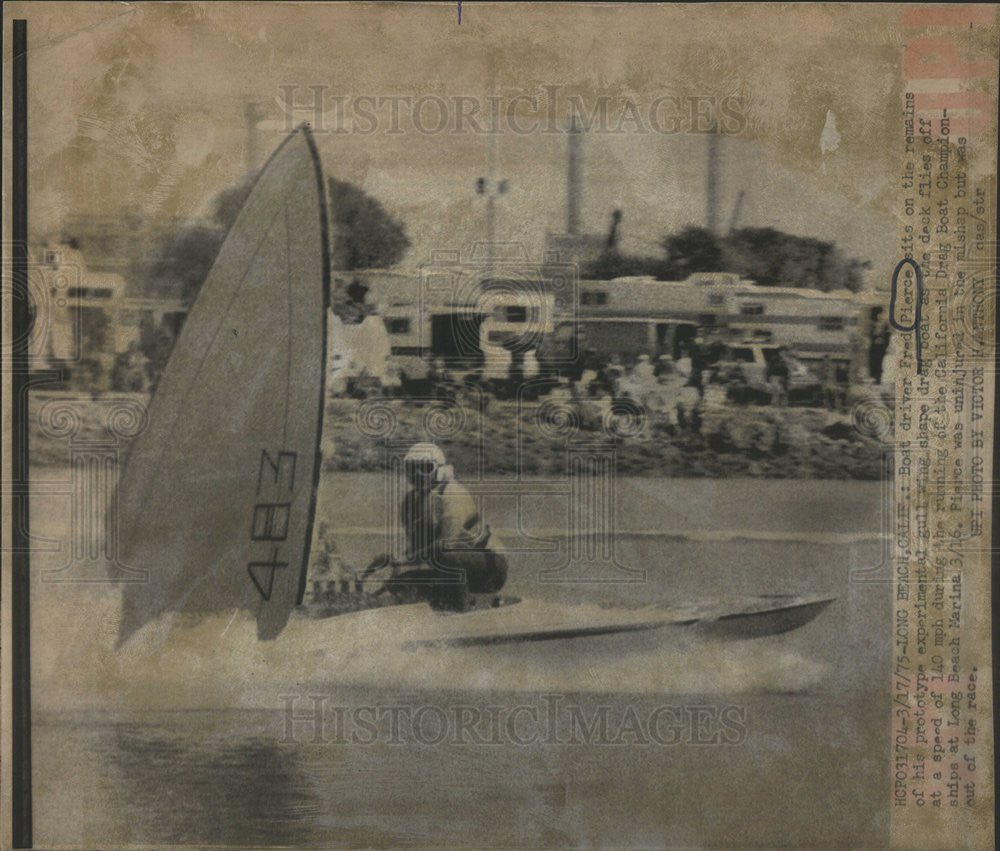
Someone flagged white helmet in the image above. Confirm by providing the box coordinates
[403,442,446,478]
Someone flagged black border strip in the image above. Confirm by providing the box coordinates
[11,17,33,851]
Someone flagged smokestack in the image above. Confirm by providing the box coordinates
[706,123,719,234]
[567,115,583,235]
[728,189,746,235]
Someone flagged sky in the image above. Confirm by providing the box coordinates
[7,1,990,284]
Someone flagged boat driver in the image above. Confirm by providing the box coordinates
[383,442,508,610]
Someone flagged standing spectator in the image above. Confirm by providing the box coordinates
[383,363,403,397]
[518,346,542,401]
[623,354,657,409]
[507,345,525,395]
[523,347,540,381]
[654,353,673,378]
[676,345,693,383]
[820,355,843,411]
[766,347,790,407]
[112,342,150,392]
[633,353,655,384]
[576,364,599,398]
[689,342,707,394]
[430,357,454,399]
[869,308,890,384]
[483,342,513,398]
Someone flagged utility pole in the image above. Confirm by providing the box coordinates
[728,190,746,235]
[706,121,720,234]
[567,114,584,235]
[475,174,509,282]
[605,209,622,253]
[476,65,508,281]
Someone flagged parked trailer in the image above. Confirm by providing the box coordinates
[379,290,555,368]
[564,274,870,376]
[541,317,698,365]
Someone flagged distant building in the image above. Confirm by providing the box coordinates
[344,266,880,379]
[565,272,878,372]
[350,267,555,366]
[30,244,188,381]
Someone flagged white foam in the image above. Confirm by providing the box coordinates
[38,604,827,711]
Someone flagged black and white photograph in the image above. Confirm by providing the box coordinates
[2,3,995,848]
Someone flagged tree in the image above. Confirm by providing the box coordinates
[209,174,411,269]
[721,227,868,292]
[211,177,255,230]
[722,227,785,285]
[148,224,228,302]
[327,177,410,270]
[142,171,410,304]
[638,225,870,292]
[661,226,725,276]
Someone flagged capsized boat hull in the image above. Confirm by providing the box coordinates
[292,594,835,660]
